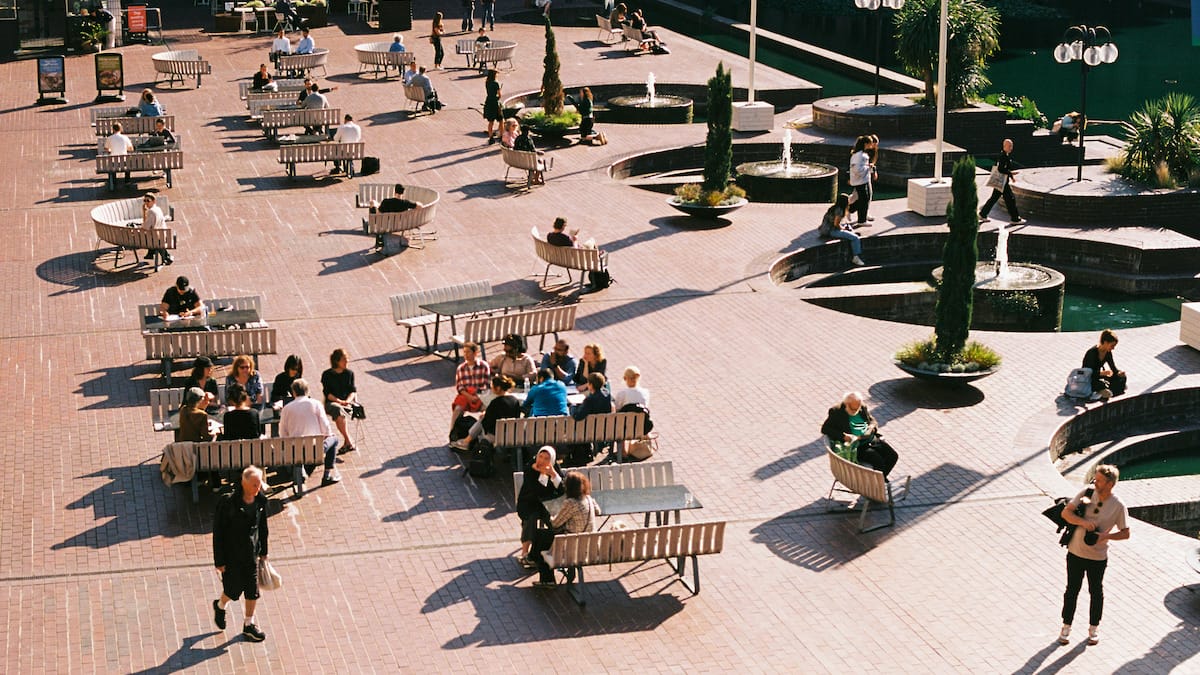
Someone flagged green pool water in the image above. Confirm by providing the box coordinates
[1116,449,1200,481]
[695,34,871,99]
[1061,287,1183,332]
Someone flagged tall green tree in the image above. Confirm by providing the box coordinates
[702,62,733,194]
[540,17,564,116]
[934,157,979,359]
[893,0,1000,108]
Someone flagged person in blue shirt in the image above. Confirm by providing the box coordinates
[295,27,314,54]
[539,339,577,384]
[138,89,164,116]
[522,368,568,417]
[388,34,405,52]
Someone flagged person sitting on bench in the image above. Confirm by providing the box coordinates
[820,391,898,477]
[409,66,441,113]
[365,183,419,250]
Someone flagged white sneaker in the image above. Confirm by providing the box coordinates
[1058,625,1071,645]
[851,256,866,267]
[449,438,470,451]
[1087,626,1099,645]
[1011,218,1027,225]
[1097,388,1113,401]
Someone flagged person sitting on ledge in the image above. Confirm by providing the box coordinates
[817,193,865,267]
[1055,112,1084,145]
[820,391,898,477]
[1082,329,1126,401]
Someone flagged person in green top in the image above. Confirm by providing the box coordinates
[820,391,898,477]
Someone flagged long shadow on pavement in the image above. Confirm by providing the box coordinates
[38,251,156,296]
[366,445,513,523]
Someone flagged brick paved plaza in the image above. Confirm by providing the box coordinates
[2,2,1199,672]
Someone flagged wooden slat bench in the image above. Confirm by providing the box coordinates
[531,226,607,293]
[364,186,440,254]
[452,303,577,358]
[388,279,492,351]
[355,182,397,208]
[474,42,517,70]
[621,25,654,52]
[825,446,911,533]
[261,107,341,138]
[152,50,213,88]
[502,147,553,189]
[91,196,176,271]
[90,106,133,128]
[247,91,302,118]
[354,42,415,78]
[150,383,228,432]
[239,78,306,100]
[144,326,277,380]
[279,141,365,179]
[494,410,643,470]
[595,15,623,43]
[96,150,183,191]
[93,115,175,137]
[277,49,329,77]
[548,521,727,605]
[403,84,430,113]
[138,294,264,332]
[172,435,325,502]
[513,459,673,502]
[455,38,480,67]
[1182,302,1200,351]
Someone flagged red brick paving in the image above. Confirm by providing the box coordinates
[2,1,1199,672]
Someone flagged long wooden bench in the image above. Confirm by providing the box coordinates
[152,50,213,88]
[91,106,132,128]
[91,196,177,271]
[93,115,175,137]
[1182,302,1200,351]
[389,279,492,351]
[825,446,911,533]
[239,78,306,100]
[364,185,439,254]
[96,150,183,191]
[354,42,415,78]
[621,25,654,52]
[494,410,643,470]
[502,147,553,189]
[144,327,277,380]
[170,435,326,502]
[548,521,727,605]
[595,15,623,43]
[531,226,607,293]
[247,91,301,118]
[277,49,329,77]
[474,42,517,70]
[279,141,365,179]
[452,304,577,358]
[512,460,673,502]
[261,107,341,138]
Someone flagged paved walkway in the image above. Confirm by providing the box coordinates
[2,1,1199,672]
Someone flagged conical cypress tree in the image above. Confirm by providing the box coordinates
[702,62,733,194]
[541,17,564,116]
[933,157,979,360]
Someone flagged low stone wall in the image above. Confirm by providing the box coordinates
[1049,388,1200,462]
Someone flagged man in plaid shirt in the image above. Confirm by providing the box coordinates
[450,342,491,436]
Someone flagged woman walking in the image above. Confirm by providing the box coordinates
[483,69,503,144]
[430,12,445,69]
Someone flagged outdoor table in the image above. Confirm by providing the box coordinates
[143,308,261,333]
[548,484,702,529]
[166,405,275,434]
[505,384,585,408]
[276,133,330,146]
[419,291,539,358]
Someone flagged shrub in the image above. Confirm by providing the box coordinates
[523,110,580,133]
[1118,92,1200,186]
[983,93,1048,129]
[894,0,1000,108]
[933,156,979,359]
[540,17,564,116]
[703,62,733,194]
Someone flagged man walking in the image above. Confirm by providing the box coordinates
[1057,464,1130,647]
[212,466,270,642]
[980,138,1027,225]
[279,378,340,485]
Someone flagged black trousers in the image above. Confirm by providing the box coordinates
[858,438,898,477]
[980,183,1020,220]
[852,183,872,223]
[1062,552,1107,626]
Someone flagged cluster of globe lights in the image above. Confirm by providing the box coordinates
[1054,25,1119,66]
[853,0,904,10]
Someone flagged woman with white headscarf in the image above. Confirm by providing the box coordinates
[515,446,562,569]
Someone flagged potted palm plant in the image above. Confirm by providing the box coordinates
[668,62,747,219]
[79,22,108,53]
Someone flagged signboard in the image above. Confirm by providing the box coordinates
[93,52,125,102]
[36,56,68,104]
[127,5,148,34]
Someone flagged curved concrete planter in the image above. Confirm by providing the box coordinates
[666,197,747,219]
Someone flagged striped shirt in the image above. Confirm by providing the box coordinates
[455,357,491,394]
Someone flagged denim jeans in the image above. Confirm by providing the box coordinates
[481,3,494,29]
[323,435,338,471]
[1061,552,1107,626]
[829,228,862,256]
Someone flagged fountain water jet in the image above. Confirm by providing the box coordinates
[646,72,656,105]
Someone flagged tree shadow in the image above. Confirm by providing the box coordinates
[751,437,828,481]
[420,556,686,648]
[128,633,237,674]
[1113,584,1200,673]
[76,364,151,410]
[37,250,155,296]
[366,445,514,523]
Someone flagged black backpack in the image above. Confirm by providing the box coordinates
[616,402,653,432]
[361,156,380,176]
[449,414,476,442]
[466,438,496,478]
[589,270,613,291]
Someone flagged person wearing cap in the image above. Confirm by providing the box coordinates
[160,276,201,318]
[178,387,214,443]
[184,356,220,411]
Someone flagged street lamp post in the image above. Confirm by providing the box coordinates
[854,0,905,106]
[1054,25,1118,182]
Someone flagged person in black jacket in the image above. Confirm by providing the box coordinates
[979,138,1027,225]
[820,391,898,477]
[515,446,563,569]
[212,466,270,642]
[1082,329,1125,400]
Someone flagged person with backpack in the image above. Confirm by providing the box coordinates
[1082,329,1126,401]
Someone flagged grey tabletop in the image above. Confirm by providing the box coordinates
[549,485,701,520]
[276,133,329,145]
[419,291,539,318]
[143,308,260,333]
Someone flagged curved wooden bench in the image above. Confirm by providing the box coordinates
[364,185,439,253]
[277,49,329,77]
[825,446,911,533]
[96,150,183,191]
[279,141,364,179]
[354,42,414,78]
[502,147,552,188]
[531,226,606,292]
[475,41,517,70]
[93,115,175,138]
[91,197,176,271]
[388,279,492,351]
[152,50,212,88]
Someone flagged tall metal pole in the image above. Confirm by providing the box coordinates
[873,11,882,105]
[932,0,949,181]
[1077,60,1088,182]
[748,0,758,103]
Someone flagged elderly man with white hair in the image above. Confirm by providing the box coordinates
[278,378,341,485]
[819,391,899,477]
[212,465,270,642]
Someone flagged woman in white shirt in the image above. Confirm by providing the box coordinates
[847,135,874,225]
[612,365,649,410]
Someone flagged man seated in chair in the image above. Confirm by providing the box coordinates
[295,26,315,54]
[159,275,201,318]
[820,391,898,478]
[545,216,608,285]
[409,67,441,113]
[364,183,420,250]
[140,192,174,265]
[331,113,361,176]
